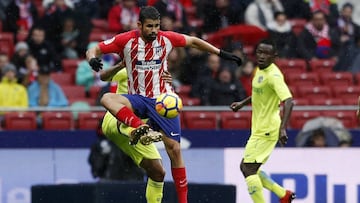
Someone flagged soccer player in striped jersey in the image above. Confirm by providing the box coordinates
[86,6,242,203]
[230,39,295,203]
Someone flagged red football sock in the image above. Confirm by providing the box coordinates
[172,167,188,203]
[115,107,143,128]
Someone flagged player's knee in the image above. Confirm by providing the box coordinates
[100,92,112,107]
[166,142,181,160]
[240,162,254,178]
[147,164,166,182]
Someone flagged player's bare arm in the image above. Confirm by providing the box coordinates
[86,45,104,72]
[100,60,126,81]
[279,97,294,146]
[183,35,242,66]
[230,96,252,112]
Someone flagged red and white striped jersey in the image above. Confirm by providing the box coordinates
[99,30,186,98]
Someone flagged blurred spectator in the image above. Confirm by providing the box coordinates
[88,119,145,181]
[27,65,68,107]
[0,0,11,21]
[309,128,327,147]
[336,35,360,72]
[280,0,311,19]
[245,0,285,31]
[76,42,112,97]
[208,67,246,105]
[60,17,80,59]
[19,54,39,86]
[202,0,243,33]
[98,0,117,19]
[238,60,255,97]
[0,64,28,108]
[0,53,11,78]
[11,41,30,74]
[27,26,62,72]
[41,0,76,51]
[4,0,39,41]
[305,0,339,26]
[73,0,99,19]
[336,3,360,46]
[108,0,140,33]
[222,41,246,71]
[167,47,186,88]
[268,11,297,58]
[297,11,340,60]
[191,54,221,105]
[154,0,189,33]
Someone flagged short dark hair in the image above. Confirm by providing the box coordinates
[139,6,160,24]
[257,38,278,53]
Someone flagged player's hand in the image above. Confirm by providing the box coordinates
[278,128,288,147]
[89,57,103,72]
[162,71,173,85]
[230,101,244,112]
[219,49,242,66]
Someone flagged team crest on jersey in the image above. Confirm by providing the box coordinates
[258,76,263,83]
[155,46,163,56]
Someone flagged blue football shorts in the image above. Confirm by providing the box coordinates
[123,94,181,142]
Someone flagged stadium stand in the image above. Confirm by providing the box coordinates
[4,112,37,130]
[219,111,252,129]
[77,112,106,130]
[308,59,337,73]
[41,112,73,130]
[275,58,307,72]
[319,72,354,86]
[297,85,333,99]
[290,111,322,129]
[183,111,218,129]
[0,32,14,58]
[50,72,74,86]
[286,72,320,86]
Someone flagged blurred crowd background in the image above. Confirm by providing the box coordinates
[0,0,359,138]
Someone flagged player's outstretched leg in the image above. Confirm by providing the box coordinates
[240,161,265,203]
[258,170,296,203]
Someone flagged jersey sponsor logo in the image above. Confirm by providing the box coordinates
[170,132,180,136]
[135,60,162,71]
[104,37,115,45]
[258,76,263,83]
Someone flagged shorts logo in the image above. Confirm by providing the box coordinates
[170,132,180,136]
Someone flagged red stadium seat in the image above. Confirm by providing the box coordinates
[77,112,106,130]
[343,97,358,105]
[41,112,73,130]
[297,85,332,99]
[61,59,81,75]
[62,85,86,99]
[50,72,74,86]
[332,85,360,101]
[288,86,299,98]
[0,32,14,58]
[91,19,109,33]
[293,98,310,106]
[181,96,201,106]
[4,112,37,130]
[290,111,321,129]
[183,111,217,129]
[309,59,336,72]
[286,72,320,86]
[275,58,307,72]
[176,85,191,98]
[89,32,117,42]
[309,98,343,106]
[89,86,102,100]
[321,110,358,128]
[219,111,252,129]
[319,72,354,86]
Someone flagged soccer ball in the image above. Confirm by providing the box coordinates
[155,93,183,118]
